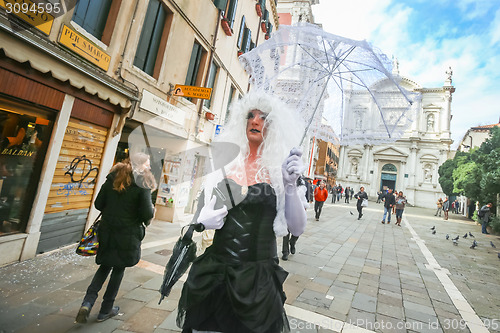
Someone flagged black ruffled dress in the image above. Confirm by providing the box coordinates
[177,179,289,333]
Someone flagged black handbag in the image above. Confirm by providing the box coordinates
[76,214,101,256]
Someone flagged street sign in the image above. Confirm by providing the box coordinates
[215,124,222,136]
[58,25,111,71]
[173,85,212,100]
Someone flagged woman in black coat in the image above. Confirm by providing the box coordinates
[75,153,155,323]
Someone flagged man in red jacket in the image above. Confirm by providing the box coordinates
[314,181,328,221]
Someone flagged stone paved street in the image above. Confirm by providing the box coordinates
[1,199,499,333]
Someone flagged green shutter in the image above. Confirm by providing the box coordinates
[226,0,238,28]
[213,0,228,10]
[237,16,245,49]
[185,43,202,86]
[134,0,161,72]
[143,5,166,75]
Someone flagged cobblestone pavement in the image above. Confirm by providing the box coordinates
[1,200,499,333]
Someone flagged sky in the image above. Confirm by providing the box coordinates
[312,0,500,149]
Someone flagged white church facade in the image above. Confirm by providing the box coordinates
[336,65,455,208]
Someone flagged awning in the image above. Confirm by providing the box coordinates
[0,22,137,109]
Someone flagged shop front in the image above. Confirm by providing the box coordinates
[0,98,55,237]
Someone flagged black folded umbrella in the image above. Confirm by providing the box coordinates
[158,223,202,304]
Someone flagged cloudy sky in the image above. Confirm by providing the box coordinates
[312,0,500,148]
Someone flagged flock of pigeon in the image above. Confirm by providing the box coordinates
[430,226,500,259]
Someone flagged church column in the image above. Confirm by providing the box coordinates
[408,144,418,187]
[372,158,380,192]
[363,144,371,182]
[441,67,455,140]
[399,161,407,191]
[338,145,346,180]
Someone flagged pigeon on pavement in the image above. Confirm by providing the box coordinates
[350,211,354,215]
[470,240,478,249]
[463,233,468,239]
[491,241,496,248]
[469,232,474,238]
[453,235,460,241]
[446,234,450,240]
[498,253,500,259]
[431,226,435,230]
[453,239,458,246]
[432,230,436,234]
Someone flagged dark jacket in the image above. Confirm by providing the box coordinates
[383,192,396,208]
[94,172,154,267]
[479,205,491,222]
[354,191,368,207]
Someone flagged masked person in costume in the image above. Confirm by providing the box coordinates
[177,91,307,333]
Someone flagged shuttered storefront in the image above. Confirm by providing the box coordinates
[37,103,112,253]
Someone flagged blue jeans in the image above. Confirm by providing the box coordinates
[482,219,489,233]
[383,206,392,222]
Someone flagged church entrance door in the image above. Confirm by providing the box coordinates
[380,163,398,191]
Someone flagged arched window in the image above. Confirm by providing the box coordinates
[382,164,397,172]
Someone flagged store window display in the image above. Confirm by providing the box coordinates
[0,109,52,235]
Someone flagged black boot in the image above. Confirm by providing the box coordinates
[290,236,298,254]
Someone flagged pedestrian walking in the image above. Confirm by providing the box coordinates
[376,191,383,203]
[350,188,354,200]
[435,198,443,216]
[394,191,406,226]
[314,181,328,220]
[443,197,450,220]
[381,188,395,224]
[282,176,309,260]
[337,184,343,201]
[305,179,313,203]
[344,186,350,203]
[176,91,307,333]
[75,153,156,324]
[331,184,336,203]
[354,187,368,220]
[478,203,493,234]
[391,190,397,214]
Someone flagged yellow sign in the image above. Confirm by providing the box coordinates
[173,85,212,100]
[0,0,54,35]
[58,25,111,71]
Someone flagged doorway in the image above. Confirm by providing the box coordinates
[380,163,397,191]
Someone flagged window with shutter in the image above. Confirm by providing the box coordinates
[134,0,173,78]
[237,16,246,50]
[72,0,113,40]
[204,62,219,108]
[225,0,238,28]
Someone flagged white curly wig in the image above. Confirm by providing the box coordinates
[204,90,305,237]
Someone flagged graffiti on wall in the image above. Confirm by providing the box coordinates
[64,155,99,187]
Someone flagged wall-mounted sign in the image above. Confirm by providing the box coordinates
[173,84,212,100]
[58,25,111,71]
[0,0,54,35]
[215,124,222,136]
[140,89,185,126]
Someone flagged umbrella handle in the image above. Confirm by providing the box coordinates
[181,224,197,241]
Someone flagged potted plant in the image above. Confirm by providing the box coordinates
[221,18,232,36]
[255,2,262,17]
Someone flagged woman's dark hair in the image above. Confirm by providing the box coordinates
[110,159,132,192]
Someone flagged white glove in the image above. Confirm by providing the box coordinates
[282,147,305,188]
[197,195,228,230]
